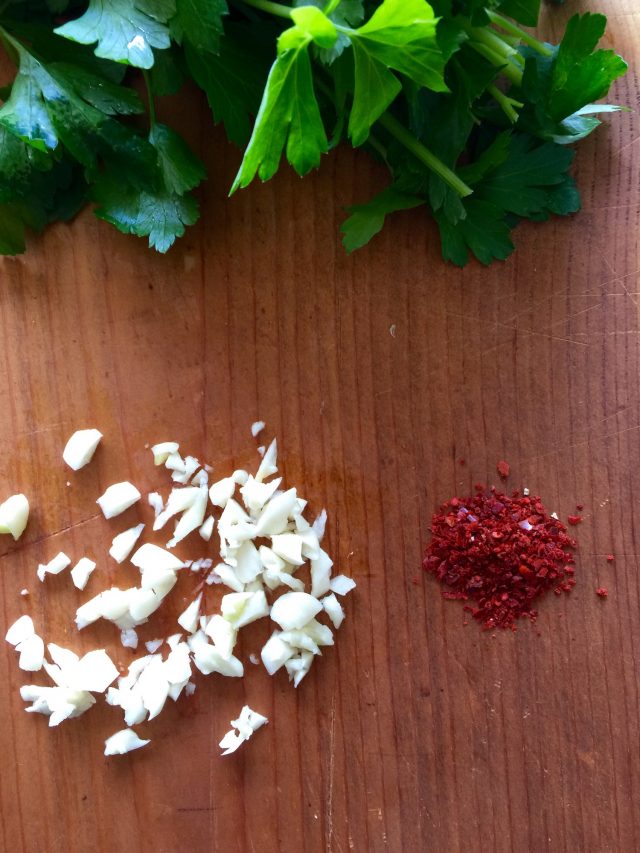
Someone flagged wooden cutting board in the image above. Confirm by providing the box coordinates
[0,2,638,851]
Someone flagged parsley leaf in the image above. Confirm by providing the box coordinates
[92,122,204,251]
[341,186,423,251]
[0,33,157,178]
[348,0,447,145]
[518,13,627,144]
[185,23,272,146]
[436,131,580,265]
[231,18,334,189]
[498,0,540,27]
[435,198,514,266]
[54,0,174,69]
[0,127,86,253]
[170,0,228,54]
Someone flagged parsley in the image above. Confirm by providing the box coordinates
[0,0,628,265]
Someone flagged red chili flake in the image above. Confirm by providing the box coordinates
[596,587,608,598]
[576,504,584,511]
[567,515,583,526]
[423,487,576,630]
[458,458,466,466]
[497,460,510,479]
[606,554,614,562]
[411,576,420,586]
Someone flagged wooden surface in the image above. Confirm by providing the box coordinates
[0,2,639,851]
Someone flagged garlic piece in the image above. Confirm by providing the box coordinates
[0,493,30,540]
[96,482,141,519]
[310,549,333,598]
[270,592,322,631]
[221,591,269,628]
[261,632,295,675]
[131,543,185,573]
[219,705,268,755]
[104,728,150,756]
[151,441,179,465]
[109,524,145,563]
[329,575,356,596]
[177,594,202,634]
[63,429,102,471]
[16,633,45,671]
[199,515,214,541]
[37,551,71,583]
[204,615,237,659]
[70,557,96,590]
[5,614,35,646]
[120,628,139,649]
[321,593,345,629]
[251,421,265,437]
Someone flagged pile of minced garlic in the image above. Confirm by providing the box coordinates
[2,425,355,757]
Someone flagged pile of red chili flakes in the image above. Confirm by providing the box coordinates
[423,487,576,630]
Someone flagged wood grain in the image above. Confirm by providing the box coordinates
[0,2,638,851]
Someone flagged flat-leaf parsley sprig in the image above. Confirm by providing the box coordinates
[0,0,628,265]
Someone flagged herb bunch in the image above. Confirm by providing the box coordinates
[0,0,628,265]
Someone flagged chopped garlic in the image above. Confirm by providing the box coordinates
[220,705,268,755]
[261,633,295,674]
[208,476,236,508]
[321,593,345,629]
[16,633,45,671]
[221,591,269,628]
[199,515,214,541]
[204,614,237,659]
[147,492,164,516]
[251,421,265,437]
[254,488,298,536]
[104,728,150,756]
[177,594,202,634]
[192,644,243,677]
[311,509,327,541]
[240,475,282,513]
[164,642,192,684]
[0,493,30,540]
[271,532,305,566]
[153,486,200,530]
[234,541,262,584]
[109,523,145,563]
[285,650,314,687]
[131,543,185,573]
[151,441,179,465]
[63,429,102,471]
[70,557,96,590]
[310,549,333,598]
[171,455,200,484]
[145,639,163,654]
[96,481,141,519]
[120,628,139,649]
[329,575,356,596]
[5,614,35,646]
[37,551,71,583]
[255,439,277,483]
[20,684,96,726]
[270,592,322,631]
[167,485,207,547]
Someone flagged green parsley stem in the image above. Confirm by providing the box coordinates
[323,0,342,13]
[487,11,553,57]
[377,113,473,198]
[487,84,523,123]
[236,0,293,18]
[468,42,523,85]
[465,24,525,67]
[142,70,157,129]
